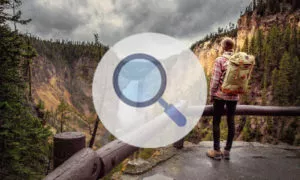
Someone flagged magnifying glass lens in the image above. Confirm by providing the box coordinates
[117,59,162,103]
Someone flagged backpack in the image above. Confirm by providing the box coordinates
[221,52,255,95]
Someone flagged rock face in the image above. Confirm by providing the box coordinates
[193,9,300,76]
[237,9,300,49]
[32,55,97,116]
[30,51,107,145]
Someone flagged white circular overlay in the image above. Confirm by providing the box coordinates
[92,32,207,148]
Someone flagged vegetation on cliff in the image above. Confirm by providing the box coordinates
[28,34,108,68]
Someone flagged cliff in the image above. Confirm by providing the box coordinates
[193,9,300,76]
[190,7,300,145]
[29,39,110,146]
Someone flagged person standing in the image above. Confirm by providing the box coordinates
[207,37,238,160]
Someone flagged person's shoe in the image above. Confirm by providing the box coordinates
[222,149,230,160]
[206,149,222,160]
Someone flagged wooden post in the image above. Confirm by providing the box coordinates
[53,132,86,168]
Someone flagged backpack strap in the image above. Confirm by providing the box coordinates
[247,62,255,79]
[222,54,231,60]
[235,60,243,80]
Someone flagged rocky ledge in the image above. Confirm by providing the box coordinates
[116,141,300,180]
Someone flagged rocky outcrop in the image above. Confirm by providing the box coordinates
[32,55,97,116]
[31,52,106,145]
[193,9,300,76]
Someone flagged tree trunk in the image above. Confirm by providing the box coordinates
[60,113,64,133]
[12,2,17,31]
[29,60,32,101]
[89,116,100,148]
[60,121,63,133]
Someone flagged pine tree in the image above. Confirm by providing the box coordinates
[249,35,256,55]
[283,26,291,52]
[268,25,282,68]
[257,0,265,16]
[267,0,274,13]
[289,26,298,57]
[56,100,71,133]
[21,37,37,100]
[271,68,279,96]
[253,0,257,10]
[262,40,271,105]
[242,36,249,53]
[0,1,51,179]
[267,0,280,14]
[255,29,264,69]
[289,56,300,103]
[292,0,300,11]
[274,0,280,13]
[0,0,31,29]
[0,25,51,180]
[274,52,292,105]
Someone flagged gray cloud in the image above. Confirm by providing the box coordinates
[19,0,88,37]
[113,0,250,39]
[16,0,251,46]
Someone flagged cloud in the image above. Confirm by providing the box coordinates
[16,0,251,46]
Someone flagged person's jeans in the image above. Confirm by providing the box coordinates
[213,99,237,151]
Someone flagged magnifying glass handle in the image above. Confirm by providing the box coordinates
[158,98,187,127]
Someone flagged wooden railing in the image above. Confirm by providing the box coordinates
[44,105,300,180]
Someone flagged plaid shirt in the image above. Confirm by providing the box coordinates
[209,51,239,102]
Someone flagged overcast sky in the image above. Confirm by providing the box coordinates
[16,0,251,47]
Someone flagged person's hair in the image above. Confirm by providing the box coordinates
[221,37,235,52]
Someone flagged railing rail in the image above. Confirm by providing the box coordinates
[44,105,300,180]
[197,105,300,116]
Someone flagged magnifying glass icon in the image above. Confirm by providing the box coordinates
[113,53,187,127]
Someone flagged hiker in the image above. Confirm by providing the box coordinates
[207,37,255,160]
[207,38,238,160]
